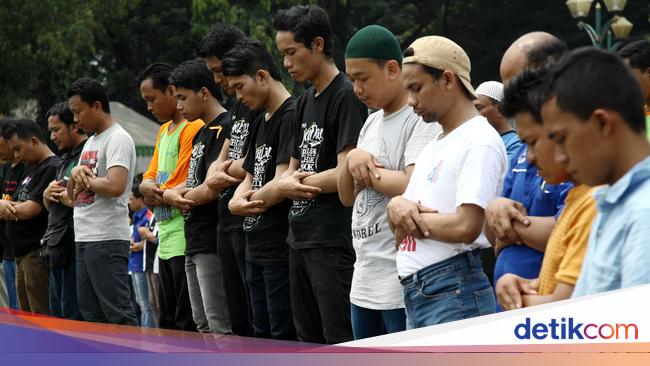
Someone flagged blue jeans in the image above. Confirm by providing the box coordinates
[401,249,496,329]
[350,303,406,340]
[246,260,295,340]
[131,272,156,328]
[76,241,138,325]
[2,260,17,310]
[50,248,82,320]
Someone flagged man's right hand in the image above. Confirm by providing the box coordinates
[162,188,194,211]
[44,180,66,203]
[485,197,530,245]
[495,273,539,310]
[276,171,321,200]
[205,160,242,191]
[140,180,164,206]
[347,148,384,188]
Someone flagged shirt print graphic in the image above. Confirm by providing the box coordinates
[184,141,205,220]
[352,138,389,240]
[243,144,273,230]
[155,171,173,221]
[221,116,249,199]
[75,150,98,207]
[16,176,31,202]
[291,122,324,217]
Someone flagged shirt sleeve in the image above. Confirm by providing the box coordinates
[27,163,57,205]
[555,196,598,286]
[160,120,204,189]
[456,144,507,209]
[105,132,135,172]
[621,209,650,287]
[143,124,166,181]
[292,94,306,160]
[331,88,367,153]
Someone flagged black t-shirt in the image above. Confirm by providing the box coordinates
[6,155,60,257]
[42,141,86,248]
[218,101,263,232]
[242,97,295,264]
[184,112,231,255]
[0,161,27,260]
[289,72,367,249]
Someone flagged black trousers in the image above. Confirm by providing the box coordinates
[217,228,253,336]
[158,255,196,331]
[289,246,355,344]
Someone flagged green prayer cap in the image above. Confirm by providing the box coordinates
[345,25,403,64]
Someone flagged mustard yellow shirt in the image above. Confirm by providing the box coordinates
[537,185,598,295]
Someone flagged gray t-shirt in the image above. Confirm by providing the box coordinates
[351,105,441,309]
[73,123,135,242]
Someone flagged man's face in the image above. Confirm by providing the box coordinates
[205,56,235,96]
[474,95,502,127]
[128,192,144,212]
[514,111,571,184]
[173,86,204,121]
[276,31,319,83]
[48,115,74,152]
[8,135,36,165]
[541,96,610,186]
[0,138,14,161]
[345,58,393,110]
[68,95,97,133]
[402,63,445,123]
[139,79,177,122]
[226,74,267,111]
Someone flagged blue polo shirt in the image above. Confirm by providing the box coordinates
[128,207,151,273]
[573,156,650,297]
[501,130,523,169]
[493,144,573,286]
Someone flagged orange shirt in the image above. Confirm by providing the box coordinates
[537,184,598,295]
[143,120,204,189]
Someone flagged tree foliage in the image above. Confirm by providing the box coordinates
[1,0,649,127]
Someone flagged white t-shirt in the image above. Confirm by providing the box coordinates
[73,123,135,242]
[351,105,441,309]
[396,116,507,277]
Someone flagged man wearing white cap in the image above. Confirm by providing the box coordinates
[474,81,522,165]
[386,36,507,328]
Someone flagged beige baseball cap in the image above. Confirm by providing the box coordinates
[402,36,476,99]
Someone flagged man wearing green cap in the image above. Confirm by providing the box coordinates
[338,25,440,339]
[386,36,507,328]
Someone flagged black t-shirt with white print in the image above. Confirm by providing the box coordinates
[289,72,367,249]
[218,101,263,232]
[184,112,231,256]
[242,97,295,264]
[0,161,27,260]
[6,155,60,257]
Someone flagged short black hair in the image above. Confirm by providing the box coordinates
[198,23,247,59]
[2,119,45,143]
[618,40,650,72]
[222,40,282,80]
[274,5,333,57]
[132,183,144,198]
[0,117,17,139]
[135,63,174,92]
[46,102,75,126]
[502,67,548,123]
[525,37,568,69]
[66,78,111,113]
[542,47,645,133]
[169,59,223,100]
[402,47,444,80]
